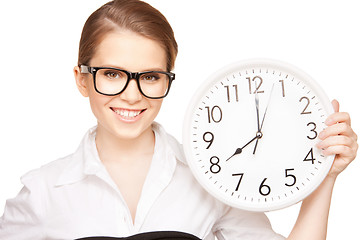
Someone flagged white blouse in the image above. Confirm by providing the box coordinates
[0,123,285,240]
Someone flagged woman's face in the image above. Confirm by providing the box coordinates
[75,31,167,141]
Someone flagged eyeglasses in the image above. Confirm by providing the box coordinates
[80,65,175,99]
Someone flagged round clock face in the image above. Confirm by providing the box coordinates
[183,59,335,212]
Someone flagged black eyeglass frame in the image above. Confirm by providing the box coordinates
[80,65,175,99]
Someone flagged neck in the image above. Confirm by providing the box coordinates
[95,124,155,165]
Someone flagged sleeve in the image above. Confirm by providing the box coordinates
[212,205,285,240]
[0,169,45,240]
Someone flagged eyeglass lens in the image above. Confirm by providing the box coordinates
[95,68,170,98]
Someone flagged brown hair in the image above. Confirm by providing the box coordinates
[78,0,178,71]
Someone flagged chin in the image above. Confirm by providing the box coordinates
[109,122,154,141]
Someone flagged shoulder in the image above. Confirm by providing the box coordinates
[20,126,97,188]
[0,154,75,230]
[20,154,74,189]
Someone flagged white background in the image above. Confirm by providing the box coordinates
[0,0,359,239]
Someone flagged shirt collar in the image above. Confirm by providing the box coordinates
[152,122,187,165]
[55,126,103,186]
[55,123,185,187]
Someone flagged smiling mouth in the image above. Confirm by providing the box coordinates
[111,108,146,119]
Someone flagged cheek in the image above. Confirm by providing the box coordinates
[153,99,163,112]
[88,92,111,119]
[150,100,163,116]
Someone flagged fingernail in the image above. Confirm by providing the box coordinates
[319,131,326,139]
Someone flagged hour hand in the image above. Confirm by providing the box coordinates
[226,135,258,161]
[225,148,242,161]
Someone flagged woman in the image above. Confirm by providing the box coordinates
[0,0,357,239]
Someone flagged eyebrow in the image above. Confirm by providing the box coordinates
[96,64,167,72]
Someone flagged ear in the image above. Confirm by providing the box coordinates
[74,66,89,97]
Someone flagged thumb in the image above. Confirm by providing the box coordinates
[331,99,340,113]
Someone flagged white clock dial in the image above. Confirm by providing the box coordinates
[183,59,335,212]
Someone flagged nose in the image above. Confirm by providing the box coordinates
[119,78,143,103]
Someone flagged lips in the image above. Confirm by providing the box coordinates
[110,107,146,120]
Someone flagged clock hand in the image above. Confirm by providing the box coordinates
[253,83,275,154]
[260,83,275,130]
[226,135,259,161]
[255,87,261,133]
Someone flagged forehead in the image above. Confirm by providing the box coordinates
[90,31,167,71]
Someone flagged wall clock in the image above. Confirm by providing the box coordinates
[182,59,335,212]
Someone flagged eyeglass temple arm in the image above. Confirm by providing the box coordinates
[80,65,91,74]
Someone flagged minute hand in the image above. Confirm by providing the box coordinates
[253,83,275,154]
[255,88,260,133]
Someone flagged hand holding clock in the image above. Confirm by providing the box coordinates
[316,99,358,178]
[288,99,358,240]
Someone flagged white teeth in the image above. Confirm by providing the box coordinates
[114,109,142,118]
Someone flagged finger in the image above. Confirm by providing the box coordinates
[319,122,355,139]
[322,145,353,158]
[331,99,340,113]
[316,135,353,149]
[325,112,351,126]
